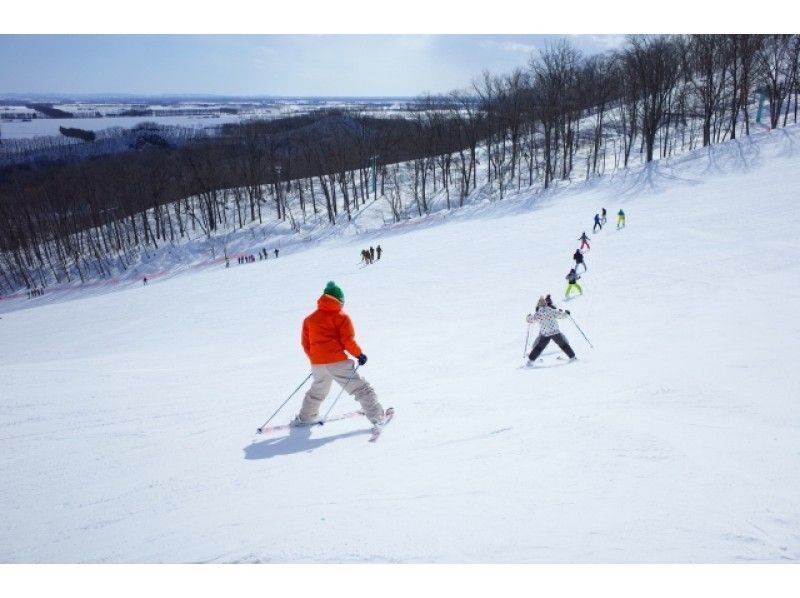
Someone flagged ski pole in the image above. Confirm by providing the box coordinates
[319,365,361,425]
[569,314,594,349]
[523,323,531,358]
[256,373,313,433]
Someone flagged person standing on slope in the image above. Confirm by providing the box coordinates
[593,213,603,233]
[526,296,576,365]
[565,267,583,298]
[579,232,591,251]
[573,248,587,272]
[529,293,559,348]
[293,281,386,426]
[601,207,607,225]
[617,209,626,229]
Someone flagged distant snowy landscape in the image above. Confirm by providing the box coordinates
[0,97,413,139]
[1,124,799,563]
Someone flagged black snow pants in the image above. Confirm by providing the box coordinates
[528,333,576,361]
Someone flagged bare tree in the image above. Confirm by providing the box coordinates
[757,34,796,130]
[623,35,682,163]
[529,41,582,186]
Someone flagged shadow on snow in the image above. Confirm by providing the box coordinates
[243,424,371,460]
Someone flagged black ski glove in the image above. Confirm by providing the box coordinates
[357,353,368,366]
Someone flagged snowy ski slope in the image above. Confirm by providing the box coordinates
[1,126,799,563]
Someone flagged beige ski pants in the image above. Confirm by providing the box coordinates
[298,359,384,424]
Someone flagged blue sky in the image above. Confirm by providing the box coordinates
[0,35,627,97]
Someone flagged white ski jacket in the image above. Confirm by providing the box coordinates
[528,306,568,337]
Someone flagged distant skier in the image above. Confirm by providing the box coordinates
[275,248,280,258]
[601,207,607,225]
[526,296,576,365]
[593,213,602,233]
[293,281,386,427]
[376,245,382,260]
[143,277,148,286]
[579,232,591,251]
[369,246,375,262]
[617,209,626,229]
[565,268,583,298]
[573,248,586,272]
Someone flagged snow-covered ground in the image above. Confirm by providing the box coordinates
[1,126,799,563]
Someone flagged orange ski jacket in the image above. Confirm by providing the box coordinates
[301,294,363,364]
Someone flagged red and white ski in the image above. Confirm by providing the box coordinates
[256,410,364,435]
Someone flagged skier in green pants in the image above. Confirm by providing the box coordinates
[565,268,583,298]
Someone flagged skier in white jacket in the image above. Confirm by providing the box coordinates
[526,296,576,365]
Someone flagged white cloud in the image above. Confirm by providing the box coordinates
[568,34,627,51]
[478,40,538,55]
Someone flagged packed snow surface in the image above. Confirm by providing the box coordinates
[1,127,800,563]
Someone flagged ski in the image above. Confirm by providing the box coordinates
[519,356,577,369]
[256,410,364,435]
[368,407,395,443]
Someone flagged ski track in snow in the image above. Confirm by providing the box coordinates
[1,126,800,563]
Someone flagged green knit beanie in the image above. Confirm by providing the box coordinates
[323,280,344,304]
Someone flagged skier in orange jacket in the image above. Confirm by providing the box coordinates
[293,281,385,426]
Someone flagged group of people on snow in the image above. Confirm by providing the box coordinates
[567,231,590,300]
[27,288,45,299]
[274,205,628,430]
[592,208,625,233]
[525,207,628,366]
[238,248,279,265]
[360,245,382,265]
[568,209,626,299]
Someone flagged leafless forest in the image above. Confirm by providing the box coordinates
[1,34,799,294]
